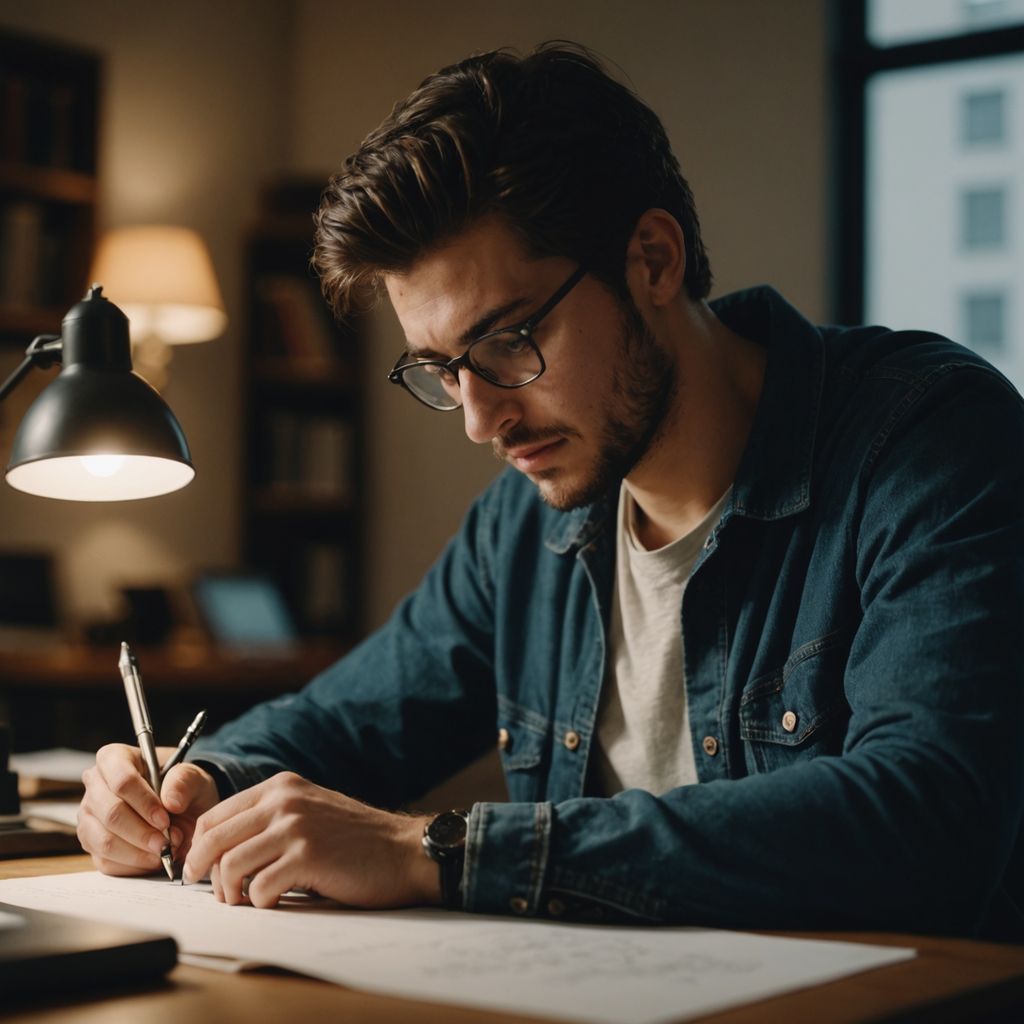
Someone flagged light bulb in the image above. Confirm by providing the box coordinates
[80,454,127,478]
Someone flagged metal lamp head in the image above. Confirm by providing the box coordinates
[5,286,195,501]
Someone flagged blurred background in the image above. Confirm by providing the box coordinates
[0,0,1020,759]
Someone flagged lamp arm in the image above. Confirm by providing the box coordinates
[0,335,62,404]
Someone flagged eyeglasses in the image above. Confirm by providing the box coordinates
[388,266,587,411]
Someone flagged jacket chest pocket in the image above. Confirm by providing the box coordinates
[496,700,550,803]
[739,630,851,774]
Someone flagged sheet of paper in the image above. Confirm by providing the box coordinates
[10,748,94,783]
[21,800,81,828]
[0,872,914,1024]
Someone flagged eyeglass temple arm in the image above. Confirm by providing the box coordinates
[522,266,588,330]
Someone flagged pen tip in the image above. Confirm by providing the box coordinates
[162,853,174,882]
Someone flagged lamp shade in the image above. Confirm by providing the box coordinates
[89,225,227,344]
[5,286,195,501]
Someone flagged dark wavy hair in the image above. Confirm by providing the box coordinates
[313,41,712,317]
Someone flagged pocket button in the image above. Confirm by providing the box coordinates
[782,711,798,733]
[563,730,581,751]
[702,735,719,756]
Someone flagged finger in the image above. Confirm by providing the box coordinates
[246,854,308,910]
[217,832,282,906]
[161,762,218,817]
[81,778,167,856]
[185,785,274,881]
[190,778,268,832]
[95,743,169,831]
[77,807,162,874]
[210,861,223,902]
[187,806,269,890]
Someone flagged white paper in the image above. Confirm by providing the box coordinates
[0,910,26,930]
[10,748,94,782]
[21,800,81,827]
[0,872,914,1024]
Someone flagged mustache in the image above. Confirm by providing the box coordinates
[492,424,579,461]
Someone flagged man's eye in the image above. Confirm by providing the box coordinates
[423,363,456,381]
[492,331,531,355]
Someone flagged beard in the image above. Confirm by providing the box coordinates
[493,290,677,511]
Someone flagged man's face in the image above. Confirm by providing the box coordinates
[384,219,676,510]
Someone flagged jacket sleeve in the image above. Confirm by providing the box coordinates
[462,365,1024,936]
[189,485,501,809]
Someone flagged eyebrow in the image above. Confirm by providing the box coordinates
[405,296,531,360]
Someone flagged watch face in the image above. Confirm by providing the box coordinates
[428,810,467,849]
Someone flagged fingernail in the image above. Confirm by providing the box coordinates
[151,809,168,829]
[148,834,165,855]
[170,826,183,847]
[181,863,192,885]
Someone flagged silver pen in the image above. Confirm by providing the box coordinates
[160,709,208,780]
[118,641,174,881]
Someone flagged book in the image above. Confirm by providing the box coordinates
[0,900,177,997]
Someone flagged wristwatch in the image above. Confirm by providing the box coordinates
[422,808,469,909]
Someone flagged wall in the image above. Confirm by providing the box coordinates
[0,0,829,634]
[0,0,291,624]
[287,0,829,628]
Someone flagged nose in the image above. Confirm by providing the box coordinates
[459,368,520,445]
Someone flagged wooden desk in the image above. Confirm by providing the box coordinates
[3,855,1024,1024]
[0,643,345,750]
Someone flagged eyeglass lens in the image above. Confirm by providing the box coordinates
[400,329,543,410]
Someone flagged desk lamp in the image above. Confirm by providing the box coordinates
[0,285,194,501]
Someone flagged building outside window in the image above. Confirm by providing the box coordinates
[963,289,1008,349]
[843,1,1024,392]
[963,89,1006,143]
[962,186,1007,247]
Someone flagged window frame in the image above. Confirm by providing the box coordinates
[831,2,1024,324]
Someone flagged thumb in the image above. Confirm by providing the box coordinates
[161,762,218,815]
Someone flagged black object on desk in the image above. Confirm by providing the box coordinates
[0,726,81,858]
[0,901,177,996]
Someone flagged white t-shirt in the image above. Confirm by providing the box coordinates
[594,483,731,796]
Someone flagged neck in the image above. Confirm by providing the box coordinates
[626,300,766,551]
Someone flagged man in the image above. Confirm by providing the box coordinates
[78,43,1024,938]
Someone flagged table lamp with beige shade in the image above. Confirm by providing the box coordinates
[89,226,227,388]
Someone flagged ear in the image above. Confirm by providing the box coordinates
[625,208,686,307]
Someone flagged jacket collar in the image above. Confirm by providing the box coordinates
[545,285,825,552]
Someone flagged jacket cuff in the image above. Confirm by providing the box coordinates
[462,800,552,915]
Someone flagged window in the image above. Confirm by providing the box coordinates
[838,4,1024,390]
[963,290,1007,348]
[962,186,1007,247]
[963,89,1006,143]
[868,0,1024,46]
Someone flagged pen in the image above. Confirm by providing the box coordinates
[118,641,174,881]
[160,709,208,780]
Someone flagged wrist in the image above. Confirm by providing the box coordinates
[401,815,442,906]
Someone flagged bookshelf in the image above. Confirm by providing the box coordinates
[242,180,365,641]
[0,30,100,344]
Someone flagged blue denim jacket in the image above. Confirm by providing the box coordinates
[194,286,1024,939]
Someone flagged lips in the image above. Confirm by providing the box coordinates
[507,438,565,472]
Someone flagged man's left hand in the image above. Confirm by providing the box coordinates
[182,771,441,909]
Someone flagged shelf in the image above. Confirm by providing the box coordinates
[243,179,365,639]
[0,161,97,205]
[0,31,99,337]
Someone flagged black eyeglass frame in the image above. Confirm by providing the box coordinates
[387,266,588,411]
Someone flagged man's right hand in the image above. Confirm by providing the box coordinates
[78,743,220,876]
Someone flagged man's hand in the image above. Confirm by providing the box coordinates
[182,772,441,910]
[78,743,220,876]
